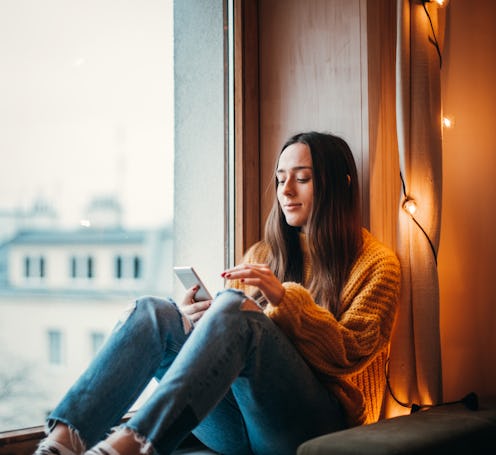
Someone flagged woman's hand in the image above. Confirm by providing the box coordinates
[179,285,212,323]
[222,263,285,305]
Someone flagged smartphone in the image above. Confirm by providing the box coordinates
[173,266,213,301]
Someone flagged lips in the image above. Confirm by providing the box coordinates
[284,203,302,210]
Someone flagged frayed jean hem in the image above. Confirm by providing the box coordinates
[44,418,87,453]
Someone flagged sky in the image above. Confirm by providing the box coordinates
[0,0,174,229]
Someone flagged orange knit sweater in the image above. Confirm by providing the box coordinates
[227,229,401,427]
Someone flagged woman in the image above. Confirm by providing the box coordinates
[36,132,401,455]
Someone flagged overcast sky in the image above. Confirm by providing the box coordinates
[0,0,174,228]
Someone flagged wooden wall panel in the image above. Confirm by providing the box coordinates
[438,0,496,402]
[258,0,369,227]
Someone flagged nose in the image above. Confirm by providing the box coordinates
[281,177,295,196]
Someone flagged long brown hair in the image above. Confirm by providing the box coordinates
[265,132,363,316]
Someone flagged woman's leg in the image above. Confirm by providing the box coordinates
[191,389,252,455]
[125,289,345,455]
[45,296,191,450]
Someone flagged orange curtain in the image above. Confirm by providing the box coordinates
[384,0,444,417]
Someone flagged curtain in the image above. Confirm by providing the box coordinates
[384,0,444,416]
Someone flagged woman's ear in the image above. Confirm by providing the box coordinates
[346,174,351,186]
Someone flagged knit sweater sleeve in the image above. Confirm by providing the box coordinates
[264,233,400,379]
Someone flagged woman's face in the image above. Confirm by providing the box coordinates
[276,142,314,230]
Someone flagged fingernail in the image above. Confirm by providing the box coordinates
[226,273,231,278]
[221,272,226,277]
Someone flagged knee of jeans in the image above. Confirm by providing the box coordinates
[135,296,194,335]
[117,296,171,326]
[135,295,174,314]
[212,289,264,315]
[134,296,175,321]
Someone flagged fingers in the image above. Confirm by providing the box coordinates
[221,263,284,305]
[182,284,200,305]
[184,300,211,322]
[180,285,212,322]
[221,263,271,281]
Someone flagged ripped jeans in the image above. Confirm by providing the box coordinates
[47,289,345,455]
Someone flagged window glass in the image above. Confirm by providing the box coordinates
[89,331,106,357]
[0,0,228,432]
[47,330,64,366]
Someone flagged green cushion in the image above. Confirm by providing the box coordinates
[297,402,496,454]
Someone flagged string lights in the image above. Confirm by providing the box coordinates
[442,115,455,129]
[433,0,449,8]
[387,0,455,413]
[400,172,438,265]
[397,1,451,266]
[386,358,478,413]
[402,198,417,216]
[421,0,444,68]
[429,0,449,7]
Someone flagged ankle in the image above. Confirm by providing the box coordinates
[85,441,121,455]
[47,423,85,454]
[35,439,79,455]
[102,428,147,455]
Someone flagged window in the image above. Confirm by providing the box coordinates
[115,256,122,279]
[90,331,106,357]
[23,256,46,279]
[24,257,29,278]
[47,330,64,366]
[114,255,142,280]
[0,0,229,434]
[134,256,141,279]
[70,255,94,280]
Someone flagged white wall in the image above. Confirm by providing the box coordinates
[172,0,226,298]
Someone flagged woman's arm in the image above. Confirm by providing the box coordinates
[223,235,400,380]
[265,247,400,378]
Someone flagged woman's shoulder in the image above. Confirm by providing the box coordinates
[243,239,271,263]
[359,228,400,270]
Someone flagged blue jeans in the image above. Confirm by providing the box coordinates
[48,289,346,454]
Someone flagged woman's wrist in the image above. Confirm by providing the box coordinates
[268,285,285,306]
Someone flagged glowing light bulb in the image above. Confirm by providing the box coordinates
[403,199,417,216]
[424,0,449,7]
[442,116,455,128]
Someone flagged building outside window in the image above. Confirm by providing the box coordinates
[0,0,228,434]
[133,256,141,279]
[24,256,46,279]
[70,255,94,280]
[115,255,142,280]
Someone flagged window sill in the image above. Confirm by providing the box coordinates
[0,413,133,455]
[0,415,208,455]
[0,425,45,455]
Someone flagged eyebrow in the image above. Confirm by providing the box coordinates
[276,166,313,174]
